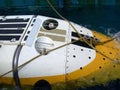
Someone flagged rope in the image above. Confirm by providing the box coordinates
[0,0,119,78]
[96,38,115,46]
[46,0,95,49]
[46,0,119,63]
[0,38,81,78]
[96,31,120,45]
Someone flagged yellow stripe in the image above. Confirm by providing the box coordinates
[1,31,120,88]
[0,75,66,85]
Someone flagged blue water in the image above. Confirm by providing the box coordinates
[0,5,119,35]
[0,5,120,90]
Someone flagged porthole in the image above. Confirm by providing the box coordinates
[80,67,82,70]
[99,66,102,69]
[103,58,106,60]
[109,52,112,54]
[42,19,58,30]
[81,49,83,51]
[88,56,91,59]
[113,65,116,68]
[73,55,76,58]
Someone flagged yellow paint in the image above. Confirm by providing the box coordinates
[0,74,66,85]
[0,31,120,89]
[68,31,120,88]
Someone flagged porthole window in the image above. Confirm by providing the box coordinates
[109,52,112,54]
[81,49,83,51]
[88,56,91,59]
[113,65,116,68]
[80,67,82,70]
[42,19,58,30]
[73,55,76,58]
[99,66,102,69]
[103,58,106,60]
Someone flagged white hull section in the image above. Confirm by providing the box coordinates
[0,15,96,78]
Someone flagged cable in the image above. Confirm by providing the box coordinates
[12,45,23,89]
[0,0,119,79]
[0,38,81,78]
[46,0,120,63]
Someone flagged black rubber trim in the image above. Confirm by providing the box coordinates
[72,32,84,38]
[72,39,93,49]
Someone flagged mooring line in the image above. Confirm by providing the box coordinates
[0,0,119,79]
[0,38,81,78]
[46,0,119,63]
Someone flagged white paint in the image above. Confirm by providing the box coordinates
[0,15,34,45]
[26,18,42,46]
[0,15,96,79]
[35,36,54,54]
[66,45,96,73]
[71,22,93,37]
[0,45,17,77]
[18,41,66,77]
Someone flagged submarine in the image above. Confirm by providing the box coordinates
[0,14,120,90]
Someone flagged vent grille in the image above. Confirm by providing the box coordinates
[0,18,29,23]
[0,16,32,44]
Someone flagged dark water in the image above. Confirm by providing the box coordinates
[0,5,120,90]
[0,5,120,35]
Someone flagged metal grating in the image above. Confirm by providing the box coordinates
[0,36,20,41]
[0,16,32,44]
[0,24,27,28]
[0,18,29,23]
[0,29,24,34]
[71,32,94,49]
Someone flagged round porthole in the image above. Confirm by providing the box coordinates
[42,19,58,30]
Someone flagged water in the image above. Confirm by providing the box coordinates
[58,5,120,36]
[0,5,119,35]
[0,4,120,90]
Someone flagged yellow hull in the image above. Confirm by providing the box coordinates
[1,31,120,90]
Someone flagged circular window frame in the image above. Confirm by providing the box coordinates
[42,19,58,30]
